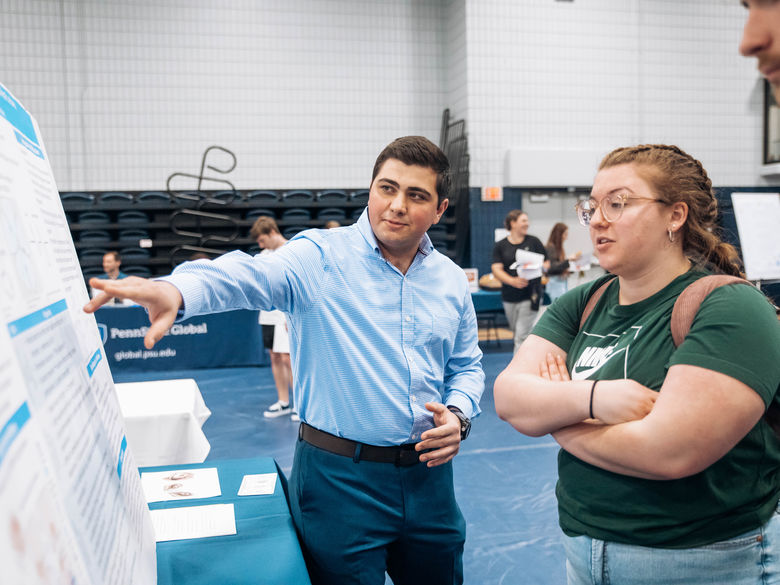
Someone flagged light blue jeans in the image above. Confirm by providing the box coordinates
[563,503,780,585]
[546,275,568,304]
[503,300,537,354]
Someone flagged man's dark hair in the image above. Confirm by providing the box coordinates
[371,136,451,204]
[105,251,121,262]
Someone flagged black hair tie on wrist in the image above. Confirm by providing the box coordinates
[589,380,598,419]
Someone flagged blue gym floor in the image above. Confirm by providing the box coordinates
[115,346,565,584]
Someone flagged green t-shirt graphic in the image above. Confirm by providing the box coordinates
[532,270,780,548]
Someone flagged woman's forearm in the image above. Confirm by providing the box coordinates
[495,370,658,438]
[552,366,766,480]
[493,372,592,436]
[553,422,674,480]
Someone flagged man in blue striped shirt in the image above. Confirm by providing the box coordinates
[86,136,484,585]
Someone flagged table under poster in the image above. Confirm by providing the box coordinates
[142,457,311,585]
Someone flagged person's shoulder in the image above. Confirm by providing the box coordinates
[428,248,460,268]
[698,276,776,314]
[427,250,470,283]
[571,273,614,301]
[554,273,617,318]
[288,224,364,258]
[288,226,344,251]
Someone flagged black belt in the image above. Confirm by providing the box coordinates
[298,423,421,466]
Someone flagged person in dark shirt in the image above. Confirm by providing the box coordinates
[491,210,547,353]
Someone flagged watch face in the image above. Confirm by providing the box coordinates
[458,416,470,440]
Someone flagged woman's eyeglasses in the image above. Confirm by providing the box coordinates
[574,193,664,226]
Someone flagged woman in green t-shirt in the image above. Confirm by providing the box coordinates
[494,144,780,585]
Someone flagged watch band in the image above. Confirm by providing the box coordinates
[446,406,471,441]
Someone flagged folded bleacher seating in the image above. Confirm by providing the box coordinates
[281,208,312,222]
[318,208,346,221]
[350,189,369,203]
[137,191,171,204]
[246,190,279,202]
[317,189,348,202]
[61,192,94,204]
[78,210,110,224]
[117,210,149,225]
[282,190,314,201]
[99,191,134,205]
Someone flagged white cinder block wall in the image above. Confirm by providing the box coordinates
[466,0,765,187]
[0,0,768,191]
[1,0,447,190]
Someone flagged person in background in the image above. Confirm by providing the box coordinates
[85,136,484,585]
[494,144,780,585]
[98,251,127,280]
[491,210,547,353]
[544,222,581,304]
[249,216,295,420]
[90,251,128,303]
[741,0,780,103]
[324,219,341,229]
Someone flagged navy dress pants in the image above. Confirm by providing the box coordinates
[289,438,466,585]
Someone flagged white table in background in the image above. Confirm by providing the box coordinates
[114,378,211,467]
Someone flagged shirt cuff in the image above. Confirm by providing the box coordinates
[446,391,480,420]
[156,273,206,320]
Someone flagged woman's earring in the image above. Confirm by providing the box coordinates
[668,227,675,242]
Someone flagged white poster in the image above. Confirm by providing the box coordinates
[0,83,157,585]
[730,192,780,281]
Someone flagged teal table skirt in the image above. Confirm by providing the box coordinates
[142,457,311,585]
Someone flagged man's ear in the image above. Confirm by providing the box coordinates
[435,198,449,222]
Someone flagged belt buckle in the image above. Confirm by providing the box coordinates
[396,448,419,467]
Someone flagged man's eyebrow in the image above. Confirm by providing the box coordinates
[407,186,432,198]
[377,178,432,198]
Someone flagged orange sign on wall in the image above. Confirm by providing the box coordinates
[481,186,503,202]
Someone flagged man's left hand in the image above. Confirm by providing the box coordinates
[416,402,461,467]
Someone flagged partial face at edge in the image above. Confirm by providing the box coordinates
[740,0,780,102]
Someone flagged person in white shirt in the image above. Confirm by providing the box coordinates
[250,216,296,419]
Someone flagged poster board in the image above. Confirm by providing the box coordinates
[0,83,156,584]
[730,192,780,281]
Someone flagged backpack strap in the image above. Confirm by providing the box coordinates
[579,276,617,329]
[669,275,779,438]
[670,275,753,347]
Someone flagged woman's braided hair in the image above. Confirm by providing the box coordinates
[598,144,744,277]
